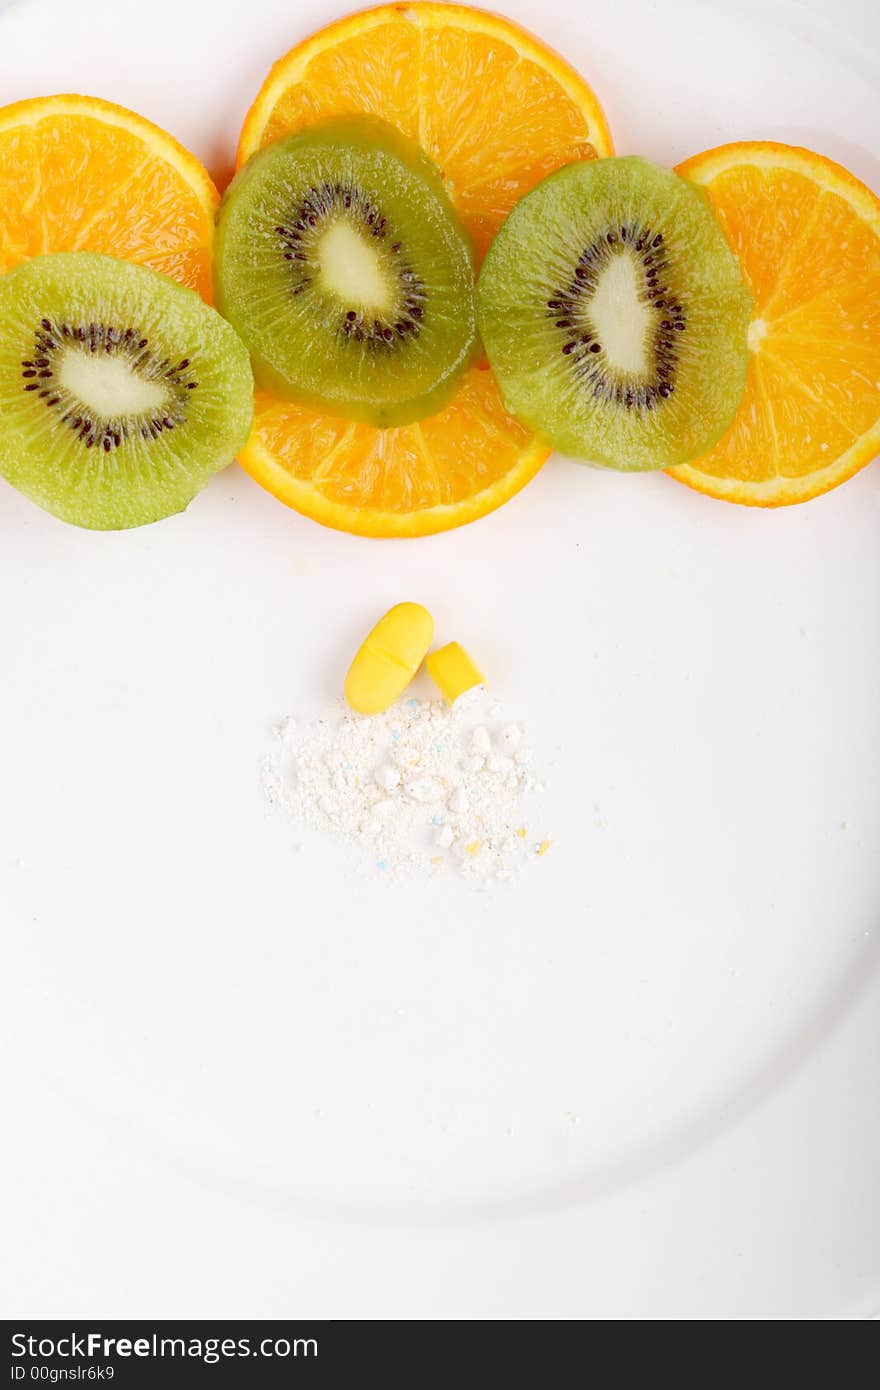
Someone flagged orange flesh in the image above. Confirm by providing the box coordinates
[669,142,880,506]
[0,94,218,300]
[239,2,613,262]
[241,369,550,537]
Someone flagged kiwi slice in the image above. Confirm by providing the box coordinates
[214,117,477,427]
[476,156,753,470]
[0,253,254,529]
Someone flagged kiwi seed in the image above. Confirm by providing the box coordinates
[544,225,686,413]
[273,180,428,345]
[19,316,199,450]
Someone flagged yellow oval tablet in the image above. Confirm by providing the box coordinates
[344,602,434,715]
[425,641,485,704]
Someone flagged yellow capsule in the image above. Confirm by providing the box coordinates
[344,602,434,715]
[425,641,485,704]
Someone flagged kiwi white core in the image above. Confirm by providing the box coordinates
[58,350,168,418]
[588,254,652,376]
[317,221,393,312]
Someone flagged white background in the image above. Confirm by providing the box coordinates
[1,0,879,1318]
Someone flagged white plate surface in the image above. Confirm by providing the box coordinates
[1,0,879,1319]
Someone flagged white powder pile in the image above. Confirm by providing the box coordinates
[264,689,550,883]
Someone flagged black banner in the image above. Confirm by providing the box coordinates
[4,1321,557,1381]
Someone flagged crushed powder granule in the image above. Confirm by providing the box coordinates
[264,689,550,883]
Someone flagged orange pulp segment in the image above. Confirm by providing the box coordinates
[240,369,550,537]
[0,94,218,300]
[237,2,614,263]
[668,141,880,506]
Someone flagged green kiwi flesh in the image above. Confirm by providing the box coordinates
[475,156,753,470]
[0,252,254,529]
[214,117,477,428]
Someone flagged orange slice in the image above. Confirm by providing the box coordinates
[235,3,611,535]
[238,2,613,263]
[0,94,218,300]
[241,370,549,537]
[668,142,880,506]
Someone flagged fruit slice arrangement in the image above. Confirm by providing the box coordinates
[0,4,879,533]
[232,1,613,536]
[667,142,880,506]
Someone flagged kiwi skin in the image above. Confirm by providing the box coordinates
[213,117,478,428]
